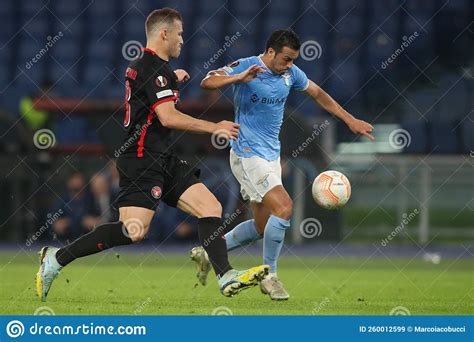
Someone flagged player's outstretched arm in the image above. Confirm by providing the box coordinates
[154,100,239,140]
[200,64,265,90]
[304,80,375,140]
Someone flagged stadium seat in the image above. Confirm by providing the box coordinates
[0,65,10,91]
[87,40,115,62]
[19,0,45,15]
[52,0,83,15]
[49,60,80,88]
[437,78,470,121]
[429,122,459,153]
[226,19,259,44]
[372,0,402,17]
[0,0,13,16]
[263,15,295,34]
[336,15,363,40]
[55,117,92,144]
[402,120,429,153]
[90,0,115,16]
[198,0,226,15]
[83,63,112,88]
[52,16,85,38]
[231,0,261,15]
[309,0,332,18]
[123,14,145,36]
[196,16,224,39]
[444,0,469,10]
[266,1,294,15]
[460,116,474,153]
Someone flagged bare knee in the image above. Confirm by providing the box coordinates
[270,198,293,220]
[177,184,223,219]
[196,199,222,218]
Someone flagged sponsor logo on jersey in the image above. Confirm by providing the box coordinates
[250,93,285,105]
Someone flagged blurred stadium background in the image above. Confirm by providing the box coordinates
[1,0,472,245]
[0,0,472,315]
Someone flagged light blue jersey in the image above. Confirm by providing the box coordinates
[220,55,309,161]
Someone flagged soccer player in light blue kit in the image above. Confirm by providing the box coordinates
[191,30,374,300]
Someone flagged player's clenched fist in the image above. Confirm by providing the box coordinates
[174,69,190,83]
[214,120,240,140]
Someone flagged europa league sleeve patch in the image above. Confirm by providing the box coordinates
[155,75,168,87]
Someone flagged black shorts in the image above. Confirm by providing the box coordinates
[116,153,200,210]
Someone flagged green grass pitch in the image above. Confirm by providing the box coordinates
[0,250,471,315]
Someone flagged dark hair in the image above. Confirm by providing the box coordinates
[145,8,182,38]
[265,29,301,53]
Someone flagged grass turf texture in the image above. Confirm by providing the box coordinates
[0,251,471,315]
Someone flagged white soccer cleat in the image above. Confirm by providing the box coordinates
[190,246,212,286]
[260,276,290,301]
[36,246,62,301]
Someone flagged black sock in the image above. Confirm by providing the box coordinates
[55,221,133,266]
[198,217,232,277]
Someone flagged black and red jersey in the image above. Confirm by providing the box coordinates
[121,48,180,158]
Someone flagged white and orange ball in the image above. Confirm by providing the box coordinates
[312,171,351,210]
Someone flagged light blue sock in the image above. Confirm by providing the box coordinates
[263,215,290,274]
[224,219,262,251]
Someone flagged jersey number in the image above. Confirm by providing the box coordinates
[124,80,131,127]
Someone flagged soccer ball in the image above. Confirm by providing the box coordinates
[312,170,351,210]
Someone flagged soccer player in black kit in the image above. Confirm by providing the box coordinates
[36,8,269,301]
